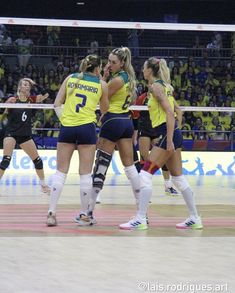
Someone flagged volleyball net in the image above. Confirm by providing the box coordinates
[0,17,234,151]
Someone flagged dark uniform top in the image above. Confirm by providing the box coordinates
[5,96,37,137]
[132,92,158,138]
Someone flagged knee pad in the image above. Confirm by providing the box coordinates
[93,149,112,190]
[142,161,160,175]
[161,164,168,171]
[139,170,152,189]
[0,155,11,170]
[33,156,43,170]
[171,175,190,192]
[80,174,92,189]
[124,165,139,180]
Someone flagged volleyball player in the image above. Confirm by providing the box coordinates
[85,47,140,221]
[120,58,203,230]
[134,90,182,195]
[0,78,50,193]
[46,54,109,227]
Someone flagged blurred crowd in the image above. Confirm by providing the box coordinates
[0,24,235,142]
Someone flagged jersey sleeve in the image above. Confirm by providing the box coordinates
[29,95,37,103]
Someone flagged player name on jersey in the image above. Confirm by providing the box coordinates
[67,82,98,94]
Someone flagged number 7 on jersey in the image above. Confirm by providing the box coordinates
[75,93,87,112]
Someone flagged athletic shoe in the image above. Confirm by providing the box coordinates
[119,216,148,230]
[88,211,97,225]
[75,214,93,226]
[176,216,203,230]
[41,185,50,194]
[46,211,57,227]
[165,187,179,196]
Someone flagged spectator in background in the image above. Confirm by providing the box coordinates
[47,27,60,46]
[14,32,33,71]
[211,124,228,141]
[194,125,209,140]
[104,33,114,56]
[171,66,181,91]
[177,90,190,106]
[0,31,12,53]
[87,34,99,55]
[181,125,193,140]
[25,26,43,46]
[127,29,143,58]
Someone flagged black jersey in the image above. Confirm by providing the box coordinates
[138,95,153,131]
[5,96,37,136]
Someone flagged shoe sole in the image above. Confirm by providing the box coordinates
[119,225,148,230]
[176,225,203,230]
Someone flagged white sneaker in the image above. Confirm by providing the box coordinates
[74,214,93,226]
[176,216,203,230]
[119,216,148,230]
[46,211,57,227]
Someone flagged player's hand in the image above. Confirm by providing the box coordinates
[102,64,111,81]
[167,140,175,152]
[6,96,17,103]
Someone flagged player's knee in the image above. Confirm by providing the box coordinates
[171,175,190,192]
[142,160,160,175]
[92,149,112,189]
[33,156,43,170]
[0,156,11,170]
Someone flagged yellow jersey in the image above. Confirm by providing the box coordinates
[108,71,131,114]
[60,73,102,126]
[148,80,175,128]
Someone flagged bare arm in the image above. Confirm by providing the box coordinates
[173,99,182,129]
[54,76,70,107]
[99,80,109,114]
[152,83,175,151]
[36,93,49,103]
[107,76,123,99]
[53,76,70,118]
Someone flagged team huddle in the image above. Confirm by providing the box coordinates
[0,47,203,231]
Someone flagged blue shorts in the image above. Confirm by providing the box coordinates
[154,123,183,150]
[99,112,134,142]
[58,123,97,145]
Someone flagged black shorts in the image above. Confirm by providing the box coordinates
[4,134,32,145]
[100,112,134,142]
[138,127,158,140]
[154,123,183,150]
[58,123,97,145]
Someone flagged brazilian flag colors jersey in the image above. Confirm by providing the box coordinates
[108,71,131,114]
[148,80,174,128]
[60,73,102,126]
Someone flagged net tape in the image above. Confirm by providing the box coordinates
[0,103,235,112]
[1,17,235,32]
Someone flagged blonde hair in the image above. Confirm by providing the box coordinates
[69,54,101,96]
[146,57,174,93]
[111,47,136,98]
[17,78,36,97]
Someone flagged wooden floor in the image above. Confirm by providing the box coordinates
[0,174,234,292]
